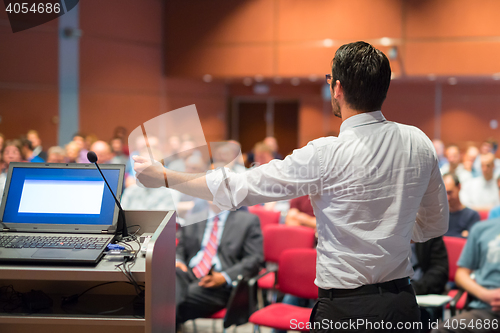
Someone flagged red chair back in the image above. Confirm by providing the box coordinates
[443,236,467,282]
[278,248,318,299]
[263,225,316,263]
[478,210,490,221]
[248,206,281,230]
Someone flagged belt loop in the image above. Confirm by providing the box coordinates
[329,290,333,301]
[377,284,382,295]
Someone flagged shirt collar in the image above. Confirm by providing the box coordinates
[339,111,386,134]
[208,209,229,222]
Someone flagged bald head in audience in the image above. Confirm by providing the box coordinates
[90,140,113,164]
[481,152,496,181]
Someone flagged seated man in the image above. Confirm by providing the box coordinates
[432,218,500,333]
[285,195,316,229]
[175,204,263,325]
[443,174,480,238]
[460,153,500,211]
[410,236,448,332]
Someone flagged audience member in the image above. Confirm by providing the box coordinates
[432,219,500,332]
[411,236,449,332]
[175,203,263,326]
[472,139,500,177]
[46,146,66,163]
[252,142,274,166]
[263,136,284,159]
[21,138,45,163]
[112,126,129,155]
[65,141,82,163]
[443,174,480,238]
[109,137,128,165]
[0,140,25,197]
[458,146,478,185]
[246,136,283,166]
[27,129,47,161]
[73,133,89,163]
[0,133,5,157]
[90,140,114,164]
[487,175,500,220]
[212,140,246,173]
[285,195,316,229]
[440,145,460,175]
[167,139,197,172]
[433,139,448,169]
[460,153,500,211]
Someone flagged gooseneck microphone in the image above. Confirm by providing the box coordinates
[87,151,128,238]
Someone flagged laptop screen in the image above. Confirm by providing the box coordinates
[2,164,122,226]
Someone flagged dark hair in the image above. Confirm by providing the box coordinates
[331,41,391,112]
[443,173,460,187]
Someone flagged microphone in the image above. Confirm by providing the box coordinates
[87,151,128,238]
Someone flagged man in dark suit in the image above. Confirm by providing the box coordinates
[175,205,263,325]
[411,236,449,332]
[411,236,449,296]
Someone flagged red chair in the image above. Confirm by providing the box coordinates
[443,236,468,315]
[249,248,317,332]
[248,206,281,230]
[257,225,316,302]
[478,210,490,221]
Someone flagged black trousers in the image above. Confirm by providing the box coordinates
[175,267,231,324]
[310,281,421,333]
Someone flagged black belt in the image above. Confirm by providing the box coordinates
[318,277,411,299]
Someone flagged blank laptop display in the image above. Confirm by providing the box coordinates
[0,162,125,264]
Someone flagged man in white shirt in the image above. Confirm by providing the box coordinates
[460,153,500,211]
[133,41,448,332]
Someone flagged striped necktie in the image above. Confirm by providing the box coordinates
[193,215,220,278]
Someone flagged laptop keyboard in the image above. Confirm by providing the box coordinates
[0,235,110,250]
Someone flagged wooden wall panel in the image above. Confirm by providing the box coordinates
[79,92,161,142]
[277,0,402,41]
[0,25,57,85]
[80,38,162,92]
[405,42,500,75]
[440,83,500,146]
[167,44,274,77]
[0,90,58,147]
[406,0,500,38]
[79,0,162,44]
[383,81,436,138]
[163,79,227,143]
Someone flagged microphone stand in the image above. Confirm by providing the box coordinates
[92,162,129,238]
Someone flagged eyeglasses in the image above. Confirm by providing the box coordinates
[325,74,333,85]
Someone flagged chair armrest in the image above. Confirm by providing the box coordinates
[223,275,253,329]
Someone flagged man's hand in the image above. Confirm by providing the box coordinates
[133,155,167,188]
[176,261,188,272]
[198,272,227,288]
[480,288,500,311]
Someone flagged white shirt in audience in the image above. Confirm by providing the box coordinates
[460,177,500,210]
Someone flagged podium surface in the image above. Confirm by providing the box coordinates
[0,210,176,333]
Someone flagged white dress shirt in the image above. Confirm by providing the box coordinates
[459,177,500,210]
[206,111,449,289]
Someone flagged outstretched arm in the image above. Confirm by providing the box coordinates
[133,155,213,201]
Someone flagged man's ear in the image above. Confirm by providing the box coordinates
[333,80,343,99]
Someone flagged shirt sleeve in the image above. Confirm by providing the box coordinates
[412,159,449,242]
[205,142,323,211]
[457,224,481,270]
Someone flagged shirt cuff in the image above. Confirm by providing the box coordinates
[221,272,232,286]
[205,167,236,211]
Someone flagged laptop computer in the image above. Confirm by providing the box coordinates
[0,162,125,265]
